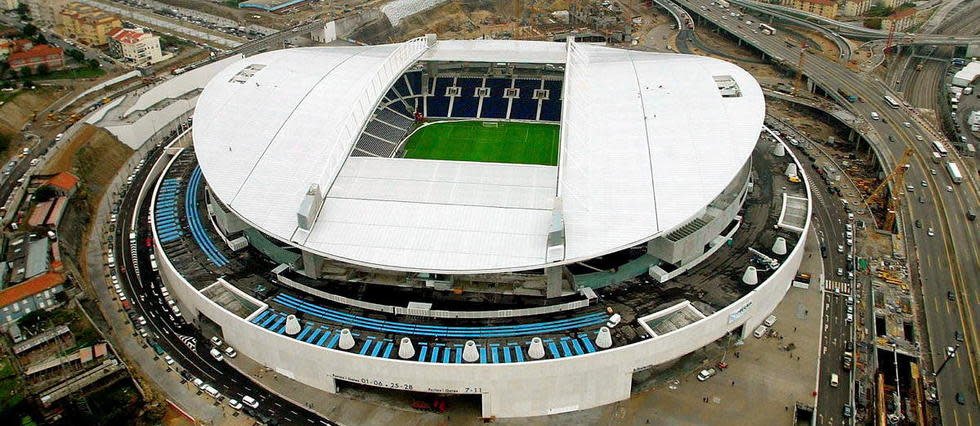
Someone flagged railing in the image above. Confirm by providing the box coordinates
[275,271,591,320]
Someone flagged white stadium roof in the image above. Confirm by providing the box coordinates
[193,39,764,273]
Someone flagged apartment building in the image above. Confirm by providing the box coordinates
[107,27,166,67]
[783,0,838,18]
[882,7,917,32]
[23,0,68,28]
[6,42,63,72]
[840,0,873,17]
[57,2,120,46]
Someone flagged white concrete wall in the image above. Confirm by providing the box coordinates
[151,129,812,418]
[124,55,243,117]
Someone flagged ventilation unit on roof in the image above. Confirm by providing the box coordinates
[229,64,266,84]
[713,75,741,98]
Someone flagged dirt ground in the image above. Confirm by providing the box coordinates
[55,125,133,282]
[0,87,70,147]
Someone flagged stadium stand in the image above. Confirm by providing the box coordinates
[539,80,562,122]
[353,133,397,157]
[480,78,511,119]
[510,79,541,120]
[186,167,230,267]
[426,77,453,117]
[155,179,183,243]
[449,77,481,118]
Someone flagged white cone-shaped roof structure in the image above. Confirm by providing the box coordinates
[284,314,301,335]
[772,237,788,255]
[462,340,479,362]
[338,328,355,350]
[742,266,759,286]
[398,337,415,359]
[528,337,546,359]
[596,327,613,349]
[772,143,785,157]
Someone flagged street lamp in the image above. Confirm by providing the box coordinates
[934,343,960,377]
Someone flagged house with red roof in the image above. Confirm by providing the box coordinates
[0,272,67,330]
[7,43,64,72]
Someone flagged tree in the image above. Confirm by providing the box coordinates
[86,59,99,69]
[34,185,59,202]
[863,18,882,30]
[33,33,47,45]
[18,67,32,79]
[22,24,38,38]
[35,63,49,76]
[0,133,10,153]
[66,48,85,61]
[16,3,29,17]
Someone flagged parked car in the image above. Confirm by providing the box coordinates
[228,399,243,410]
[697,368,717,381]
[242,395,259,408]
[210,336,223,347]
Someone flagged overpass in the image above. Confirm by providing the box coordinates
[673,0,980,424]
[730,0,980,46]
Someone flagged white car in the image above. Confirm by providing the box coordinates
[927,228,934,236]
[902,122,911,128]
[210,336,223,347]
[224,346,237,358]
[947,346,956,358]
[192,378,205,389]
[209,347,224,362]
[228,399,243,410]
[242,395,259,408]
[164,355,174,365]
[697,368,717,381]
[915,135,924,141]
[945,185,953,192]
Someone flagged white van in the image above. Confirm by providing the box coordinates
[204,385,220,398]
[209,347,224,361]
[753,325,768,338]
[830,373,839,387]
[764,315,777,327]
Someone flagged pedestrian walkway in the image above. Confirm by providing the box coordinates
[824,280,852,295]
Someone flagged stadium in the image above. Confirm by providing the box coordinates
[148,36,812,417]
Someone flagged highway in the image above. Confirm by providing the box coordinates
[110,141,331,425]
[670,0,980,423]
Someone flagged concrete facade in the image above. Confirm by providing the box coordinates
[152,134,812,418]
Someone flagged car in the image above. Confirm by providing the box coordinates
[837,244,844,253]
[845,223,852,232]
[847,253,853,262]
[845,313,853,323]
[192,378,205,389]
[921,180,927,187]
[164,355,174,365]
[930,168,937,175]
[847,271,854,280]
[956,392,966,405]
[697,368,717,381]
[242,395,259,408]
[927,228,934,236]
[847,213,854,221]
[945,185,953,192]
[137,316,147,326]
[209,347,224,361]
[845,231,852,239]
[919,196,926,204]
[210,336,223,347]
[846,238,852,247]
[179,370,194,381]
[902,121,911,128]
[906,184,914,192]
[947,346,956,358]
[954,331,963,342]
[915,220,922,228]
[915,135,924,141]
[846,305,853,314]
[843,404,853,417]
[837,267,843,276]
[224,346,237,358]
[228,399,243,410]
[948,291,955,301]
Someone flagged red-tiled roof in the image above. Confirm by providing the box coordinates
[108,27,150,44]
[0,272,65,307]
[805,0,836,6]
[7,44,63,62]
[47,172,79,191]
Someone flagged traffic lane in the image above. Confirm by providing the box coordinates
[116,167,325,424]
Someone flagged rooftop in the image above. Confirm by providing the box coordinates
[0,272,64,307]
[194,40,764,273]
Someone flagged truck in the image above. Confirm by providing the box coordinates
[931,151,942,163]
[837,88,857,103]
[946,161,963,184]
[842,351,853,370]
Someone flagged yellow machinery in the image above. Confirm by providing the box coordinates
[865,149,915,232]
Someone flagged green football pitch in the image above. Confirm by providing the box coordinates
[401,121,560,166]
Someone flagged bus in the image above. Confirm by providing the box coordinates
[946,161,963,184]
[883,95,900,109]
[931,141,948,156]
[759,23,776,35]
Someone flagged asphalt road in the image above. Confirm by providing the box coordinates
[674,0,980,423]
[110,142,332,425]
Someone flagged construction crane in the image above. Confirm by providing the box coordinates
[884,21,896,55]
[864,149,915,233]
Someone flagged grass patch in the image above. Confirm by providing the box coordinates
[223,0,240,7]
[402,120,559,166]
[0,359,23,415]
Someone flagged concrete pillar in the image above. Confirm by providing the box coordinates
[772,237,788,255]
[284,314,301,336]
[742,266,759,286]
[301,250,323,279]
[462,340,479,362]
[595,327,612,349]
[338,328,355,350]
[546,266,562,298]
[398,337,415,359]
[528,337,545,359]
[772,143,786,157]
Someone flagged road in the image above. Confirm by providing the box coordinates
[110,140,331,425]
[671,0,980,423]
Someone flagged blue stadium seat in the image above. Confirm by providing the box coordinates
[450,78,481,118]
[426,77,453,117]
[510,79,541,120]
[480,78,510,119]
[540,80,563,121]
[404,71,422,96]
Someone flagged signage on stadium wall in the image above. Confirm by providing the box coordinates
[728,301,752,324]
